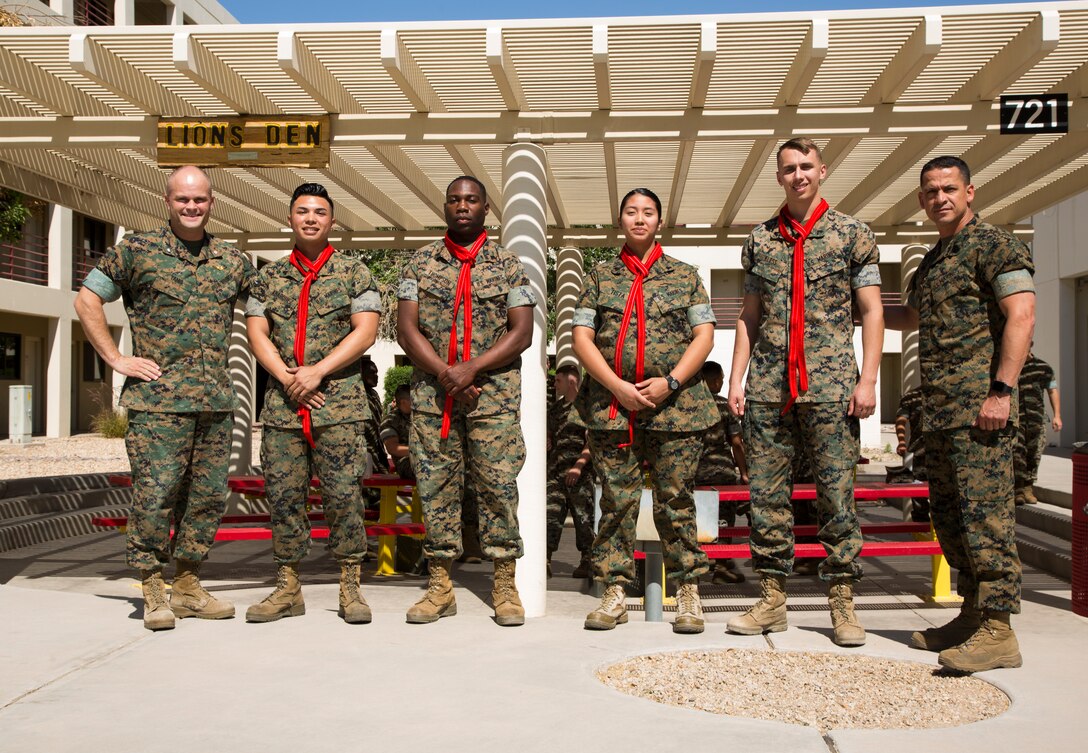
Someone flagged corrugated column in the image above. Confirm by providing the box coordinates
[46,204,72,438]
[502,141,548,618]
[554,246,584,368]
[229,250,257,475]
[901,243,928,392]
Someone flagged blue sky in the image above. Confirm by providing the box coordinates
[223,0,1016,24]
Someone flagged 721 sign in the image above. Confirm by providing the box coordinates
[1000,94,1069,134]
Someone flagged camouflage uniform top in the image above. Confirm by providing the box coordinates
[742,209,881,404]
[548,394,593,477]
[82,226,255,413]
[379,407,411,448]
[907,218,1035,431]
[1017,356,1056,420]
[397,238,537,417]
[695,395,742,484]
[896,387,926,457]
[573,252,717,432]
[246,253,382,428]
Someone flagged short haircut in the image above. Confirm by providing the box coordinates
[702,361,724,378]
[555,363,580,379]
[777,138,823,163]
[395,383,411,399]
[920,155,971,186]
[619,187,662,217]
[165,166,211,195]
[361,358,377,373]
[291,182,334,213]
[446,175,487,199]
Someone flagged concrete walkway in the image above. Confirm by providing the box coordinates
[0,451,1083,752]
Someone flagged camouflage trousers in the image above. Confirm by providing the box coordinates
[926,427,1021,613]
[410,411,525,561]
[588,428,709,585]
[261,423,368,566]
[124,410,232,571]
[1013,412,1048,490]
[744,401,863,581]
[546,470,595,555]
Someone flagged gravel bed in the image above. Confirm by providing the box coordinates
[598,649,1009,732]
[0,435,129,480]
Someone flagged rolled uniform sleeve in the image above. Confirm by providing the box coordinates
[82,244,131,302]
[245,275,268,318]
[849,225,881,289]
[397,258,419,302]
[686,269,716,328]
[573,270,599,329]
[993,269,1034,300]
[352,264,383,314]
[505,255,537,309]
[981,229,1034,297]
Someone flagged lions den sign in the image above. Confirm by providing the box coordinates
[157,116,330,168]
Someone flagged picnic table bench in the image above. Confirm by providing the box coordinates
[97,473,422,576]
[632,481,952,622]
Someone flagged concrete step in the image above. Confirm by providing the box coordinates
[1016,501,1073,542]
[1015,524,1072,582]
[0,474,117,501]
[0,504,129,554]
[0,487,132,522]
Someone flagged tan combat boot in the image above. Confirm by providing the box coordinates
[572,553,592,580]
[170,560,235,620]
[1015,487,1039,506]
[492,558,525,627]
[584,584,628,630]
[406,558,457,623]
[338,562,372,624]
[726,574,787,635]
[673,582,705,634]
[938,611,1023,672]
[828,580,866,647]
[141,570,175,631]
[910,603,982,652]
[245,563,305,623]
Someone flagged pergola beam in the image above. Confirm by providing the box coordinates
[381,28,444,112]
[715,139,775,227]
[688,21,717,109]
[277,31,358,115]
[863,15,942,104]
[70,34,195,117]
[369,144,445,219]
[252,164,375,231]
[836,135,944,217]
[173,31,280,116]
[953,10,1060,102]
[327,151,417,229]
[592,25,611,111]
[446,144,503,221]
[987,163,1088,225]
[775,18,828,107]
[487,27,526,112]
[974,132,1088,214]
[0,43,118,117]
[603,140,619,218]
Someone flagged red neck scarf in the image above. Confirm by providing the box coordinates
[776,199,829,414]
[441,231,487,439]
[608,241,664,447]
[289,243,335,448]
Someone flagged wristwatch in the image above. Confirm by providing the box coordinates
[665,374,680,391]
[989,380,1014,396]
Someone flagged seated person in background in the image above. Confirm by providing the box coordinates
[892,386,930,522]
[380,383,415,481]
[694,360,748,585]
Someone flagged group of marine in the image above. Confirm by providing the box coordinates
[73,137,1056,676]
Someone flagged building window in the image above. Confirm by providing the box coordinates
[73,0,114,26]
[82,341,106,382]
[0,333,20,380]
[72,215,112,292]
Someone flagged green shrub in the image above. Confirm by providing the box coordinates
[91,408,128,438]
[383,365,413,407]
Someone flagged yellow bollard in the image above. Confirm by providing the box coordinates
[375,486,399,576]
[917,523,961,604]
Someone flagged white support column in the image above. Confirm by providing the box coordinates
[111,324,128,410]
[46,316,72,438]
[48,204,73,292]
[49,0,74,22]
[113,0,135,25]
[167,1,184,25]
[228,252,257,475]
[554,246,583,368]
[502,141,548,618]
[900,243,928,392]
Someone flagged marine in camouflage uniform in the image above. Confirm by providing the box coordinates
[892,386,930,522]
[362,359,390,473]
[75,166,255,630]
[1014,355,1057,502]
[738,207,880,582]
[82,230,253,573]
[907,216,1034,615]
[573,252,716,587]
[379,390,415,481]
[398,235,535,564]
[547,374,595,572]
[246,252,381,567]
